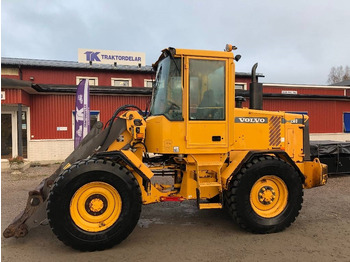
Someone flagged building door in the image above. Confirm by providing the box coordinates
[1,113,13,159]
[1,107,29,159]
[344,113,350,133]
[21,111,28,158]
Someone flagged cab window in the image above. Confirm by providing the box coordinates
[189,59,225,120]
[150,57,182,121]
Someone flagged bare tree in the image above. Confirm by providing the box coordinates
[328,65,350,84]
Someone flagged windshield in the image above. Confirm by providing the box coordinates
[150,57,182,121]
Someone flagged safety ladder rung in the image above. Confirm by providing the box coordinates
[196,161,223,167]
[199,203,222,209]
[199,182,222,188]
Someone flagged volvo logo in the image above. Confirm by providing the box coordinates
[235,117,268,123]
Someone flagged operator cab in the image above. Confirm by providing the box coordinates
[146,47,235,154]
[150,49,227,122]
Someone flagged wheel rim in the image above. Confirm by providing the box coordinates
[70,182,122,232]
[250,175,288,218]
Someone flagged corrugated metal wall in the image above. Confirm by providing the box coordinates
[1,89,31,106]
[263,99,349,133]
[91,95,151,124]
[22,68,153,87]
[30,94,151,139]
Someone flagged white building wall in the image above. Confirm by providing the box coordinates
[310,133,350,142]
[28,139,74,162]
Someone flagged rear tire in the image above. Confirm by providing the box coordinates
[47,158,141,251]
[225,156,303,233]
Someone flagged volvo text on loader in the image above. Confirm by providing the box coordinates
[3,45,327,251]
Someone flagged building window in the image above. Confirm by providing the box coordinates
[112,78,132,87]
[144,79,153,88]
[76,77,98,86]
[72,111,100,138]
[235,83,247,90]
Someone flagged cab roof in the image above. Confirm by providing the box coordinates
[174,48,234,59]
[153,47,234,69]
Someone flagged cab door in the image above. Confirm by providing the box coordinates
[185,57,228,151]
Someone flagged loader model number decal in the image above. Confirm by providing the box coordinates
[235,117,268,123]
[282,118,304,124]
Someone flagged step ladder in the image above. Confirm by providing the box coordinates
[193,158,223,210]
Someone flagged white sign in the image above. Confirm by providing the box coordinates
[57,127,68,131]
[282,90,298,95]
[1,91,5,100]
[78,48,146,66]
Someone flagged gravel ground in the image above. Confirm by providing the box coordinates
[1,164,350,262]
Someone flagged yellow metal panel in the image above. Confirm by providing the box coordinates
[186,121,227,148]
[178,169,198,200]
[283,113,306,163]
[188,154,226,166]
[231,109,305,164]
[145,116,186,154]
[199,203,222,209]
[120,150,154,180]
[221,151,249,189]
[228,60,236,149]
[298,159,328,188]
[286,128,295,158]
[175,48,234,59]
[146,115,229,154]
[108,130,132,151]
[232,108,284,150]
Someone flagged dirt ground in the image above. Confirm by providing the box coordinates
[1,164,350,262]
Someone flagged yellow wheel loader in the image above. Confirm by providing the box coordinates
[3,45,327,251]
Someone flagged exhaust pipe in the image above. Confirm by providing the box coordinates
[249,63,263,110]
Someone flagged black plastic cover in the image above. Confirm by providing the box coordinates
[310,140,350,156]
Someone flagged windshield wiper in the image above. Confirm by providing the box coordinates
[167,47,181,75]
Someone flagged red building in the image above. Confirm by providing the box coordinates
[238,83,350,134]
[1,56,350,162]
[1,57,154,161]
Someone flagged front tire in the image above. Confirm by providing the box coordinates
[225,156,303,233]
[47,158,142,251]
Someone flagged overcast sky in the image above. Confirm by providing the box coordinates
[2,0,350,85]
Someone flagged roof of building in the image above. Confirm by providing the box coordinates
[1,77,152,95]
[264,83,350,89]
[331,80,350,86]
[235,89,350,101]
[1,57,264,78]
[32,83,153,95]
[1,57,154,73]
